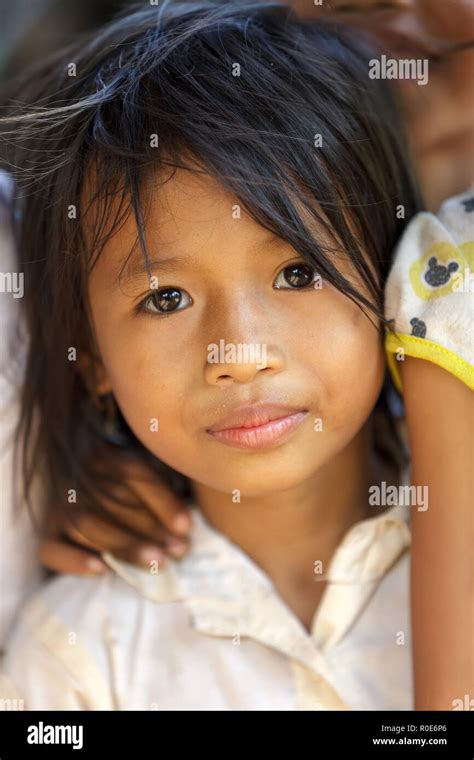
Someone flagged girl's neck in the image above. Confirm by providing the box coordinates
[191,422,391,630]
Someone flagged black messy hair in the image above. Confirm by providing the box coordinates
[0,0,421,525]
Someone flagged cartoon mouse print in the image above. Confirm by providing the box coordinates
[410,317,427,339]
[424,256,459,288]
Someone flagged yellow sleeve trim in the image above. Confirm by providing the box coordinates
[385,331,474,393]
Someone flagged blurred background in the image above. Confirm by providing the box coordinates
[1,0,473,81]
[0,0,126,81]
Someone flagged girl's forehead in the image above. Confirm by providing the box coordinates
[87,167,288,287]
[146,168,239,229]
[84,163,366,297]
[83,166,232,256]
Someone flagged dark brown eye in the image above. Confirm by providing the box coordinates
[154,288,182,312]
[139,287,192,316]
[274,263,318,289]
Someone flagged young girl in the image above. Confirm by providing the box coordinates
[0,0,446,709]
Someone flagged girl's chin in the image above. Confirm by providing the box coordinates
[193,469,323,500]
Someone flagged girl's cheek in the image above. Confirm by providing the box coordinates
[104,338,192,432]
[300,295,380,367]
[308,306,384,420]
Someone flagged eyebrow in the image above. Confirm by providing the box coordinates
[116,255,194,289]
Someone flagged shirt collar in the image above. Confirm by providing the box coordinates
[102,500,410,667]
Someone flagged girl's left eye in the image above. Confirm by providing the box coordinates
[137,287,193,316]
[273,263,319,289]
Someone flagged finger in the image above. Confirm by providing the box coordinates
[88,447,192,535]
[39,538,107,576]
[63,512,149,553]
[115,468,192,536]
[95,500,191,551]
[62,512,190,565]
[132,485,191,535]
[108,542,170,570]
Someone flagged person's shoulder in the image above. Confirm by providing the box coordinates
[7,562,184,655]
[1,571,141,710]
[3,570,150,683]
[13,567,147,637]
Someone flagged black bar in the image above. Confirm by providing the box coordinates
[0,709,472,757]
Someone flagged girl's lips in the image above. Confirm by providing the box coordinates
[207,411,309,450]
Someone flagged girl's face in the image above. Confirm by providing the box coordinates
[88,170,385,497]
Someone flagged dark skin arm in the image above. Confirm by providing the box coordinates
[401,357,474,709]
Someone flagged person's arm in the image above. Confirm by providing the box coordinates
[401,357,473,710]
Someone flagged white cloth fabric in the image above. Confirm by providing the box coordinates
[0,501,413,711]
[0,172,42,652]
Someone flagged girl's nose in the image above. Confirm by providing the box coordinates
[204,342,284,386]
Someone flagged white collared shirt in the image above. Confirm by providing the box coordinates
[1,502,413,710]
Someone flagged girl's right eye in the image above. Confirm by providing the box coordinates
[137,287,193,317]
